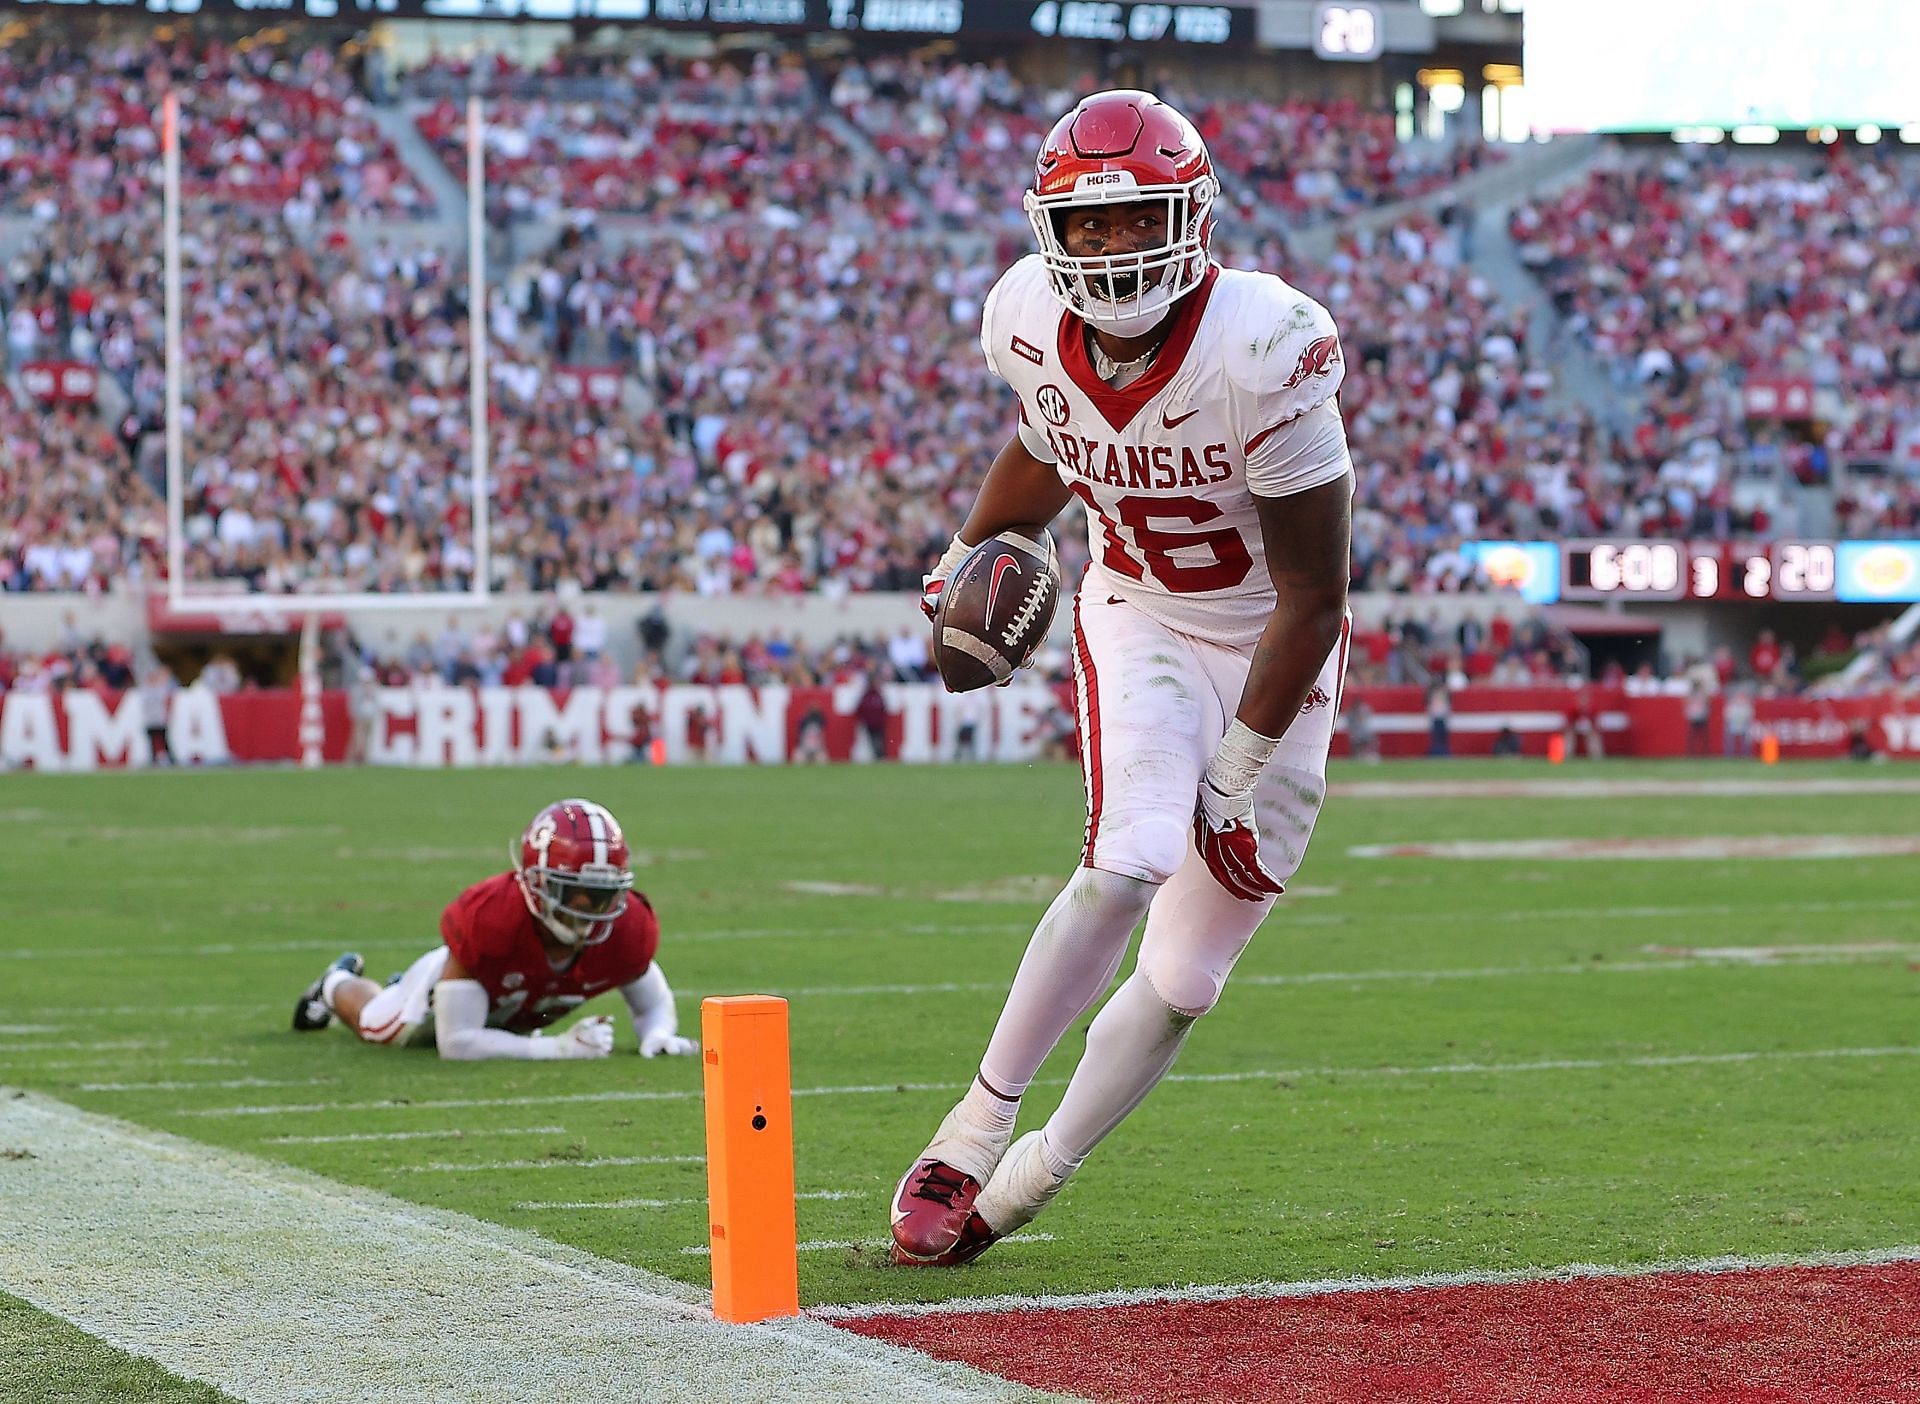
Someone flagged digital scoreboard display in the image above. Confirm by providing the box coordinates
[1467,540,1914,604]
[0,0,1248,38]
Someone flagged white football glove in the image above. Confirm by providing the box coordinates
[548,1015,615,1060]
[921,534,976,621]
[639,1031,699,1058]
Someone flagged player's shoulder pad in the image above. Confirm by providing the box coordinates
[981,255,1052,364]
[1218,268,1344,403]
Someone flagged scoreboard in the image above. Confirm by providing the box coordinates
[1470,539,1920,605]
[1562,541,1839,602]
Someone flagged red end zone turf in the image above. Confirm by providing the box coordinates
[838,1261,1920,1403]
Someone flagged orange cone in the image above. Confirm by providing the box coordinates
[1547,733,1567,764]
[1759,732,1781,765]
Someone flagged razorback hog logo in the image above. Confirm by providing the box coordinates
[1281,334,1343,391]
[1299,685,1331,715]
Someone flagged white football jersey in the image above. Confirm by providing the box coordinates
[982,255,1351,650]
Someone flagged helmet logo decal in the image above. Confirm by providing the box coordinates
[1036,384,1072,426]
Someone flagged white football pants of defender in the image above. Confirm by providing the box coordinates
[976,591,1345,1166]
[352,947,450,1049]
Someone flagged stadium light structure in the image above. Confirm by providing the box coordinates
[162,92,494,616]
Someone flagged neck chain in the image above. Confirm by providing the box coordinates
[1091,335,1159,381]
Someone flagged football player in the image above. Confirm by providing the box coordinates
[895,91,1354,1264]
[291,799,697,1061]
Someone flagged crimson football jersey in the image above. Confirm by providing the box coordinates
[439,872,660,1033]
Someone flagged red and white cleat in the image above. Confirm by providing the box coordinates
[890,1159,987,1264]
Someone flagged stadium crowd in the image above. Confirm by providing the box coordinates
[3,32,1918,613]
[404,50,1500,236]
[1511,147,1920,532]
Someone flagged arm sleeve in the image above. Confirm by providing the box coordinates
[1244,399,1354,499]
[432,979,558,1061]
[618,963,678,1046]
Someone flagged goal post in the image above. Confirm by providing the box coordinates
[161,90,494,617]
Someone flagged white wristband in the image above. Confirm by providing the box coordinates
[1204,719,1281,797]
[934,534,976,577]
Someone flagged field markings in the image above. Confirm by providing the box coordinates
[681,1234,1056,1257]
[8,934,1913,1036]
[5,896,1917,969]
[0,1092,1062,1404]
[1351,834,1920,862]
[266,1125,569,1145]
[404,1153,709,1173]
[518,1190,871,1212]
[1329,777,1920,800]
[78,1076,335,1093]
[175,1043,1920,1120]
[813,1243,1920,1320]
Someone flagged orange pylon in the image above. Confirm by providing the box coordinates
[702,995,799,1323]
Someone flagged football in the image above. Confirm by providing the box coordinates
[931,527,1061,692]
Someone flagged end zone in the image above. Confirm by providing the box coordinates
[829,1251,1920,1403]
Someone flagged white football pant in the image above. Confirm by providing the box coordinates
[352,947,448,1048]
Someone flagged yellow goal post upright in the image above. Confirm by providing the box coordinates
[158,90,495,630]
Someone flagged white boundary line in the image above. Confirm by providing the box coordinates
[173,1044,1920,1120]
[266,1126,568,1145]
[7,943,1910,1038]
[812,1244,1920,1320]
[1328,778,1920,800]
[80,1077,335,1093]
[0,1093,1057,1404]
[518,1190,870,1212]
[682,1235,1057,1258]
[3,898,1916,967]
[402,1153,706,1173]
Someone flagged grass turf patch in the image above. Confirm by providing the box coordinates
[0,1292,236,1404]
[1,760,1916,1314]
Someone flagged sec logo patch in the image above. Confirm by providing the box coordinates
[1035,384,1071,426]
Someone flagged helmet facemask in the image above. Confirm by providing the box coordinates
[515,849,633,948]
[1024,174,1217,338]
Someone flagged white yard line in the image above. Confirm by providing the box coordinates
[517,1190,871,1212]
[266,1125,569,1145]
[403,1153,708,1173]
[11,940,1908,1043]
[813,1244,1920,1320]
[682,1234,1057,1257]
[79,1077,335,1093]
[4,896,1916,971]
[0,1092,1061,1404]
[1329,778,1920,800]
[174,1045,1920,1121]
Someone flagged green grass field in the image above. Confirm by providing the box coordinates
[2,761,1917,1396]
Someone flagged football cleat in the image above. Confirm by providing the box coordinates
[892,1133,1069,1268]
[969,1131,1070,1250]
[890,1160,988,1264]
[292,952,365,1032]
[888,1098,1014,1263]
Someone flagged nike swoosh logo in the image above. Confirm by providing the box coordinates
[985,554,1022,619]
[1161,407,1199,429]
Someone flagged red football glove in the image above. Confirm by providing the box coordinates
[1193,777,1288,902]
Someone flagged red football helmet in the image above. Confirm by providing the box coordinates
[1024,89,1218,336]
[512,799,634,947]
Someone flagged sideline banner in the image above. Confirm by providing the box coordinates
[2,684,1909,771]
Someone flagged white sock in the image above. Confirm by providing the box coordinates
[320,968,357,1010]
[956,1077,1020,1136]
[977,868,1158,1096]
[1041,970,1194,1168]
